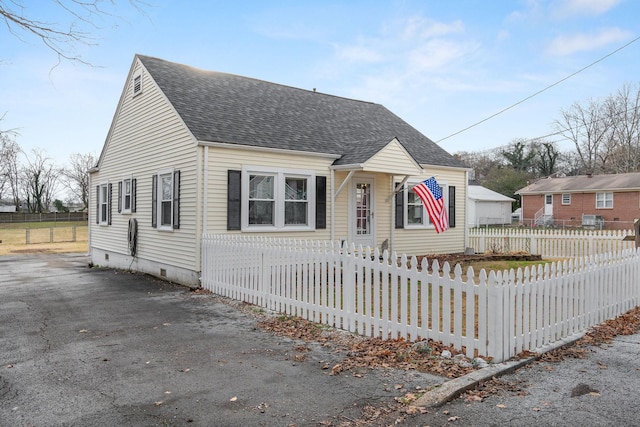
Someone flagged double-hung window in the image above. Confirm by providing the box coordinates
[596,192,613,209]
[118,177,136,214]
[243,167,314,231]
[395,179,455,230]
[96,182,111,225]
[152,169,180,230]
[406,188,426,226]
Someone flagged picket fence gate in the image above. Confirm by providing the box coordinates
[201,234,640,363]
[468,228,634,258]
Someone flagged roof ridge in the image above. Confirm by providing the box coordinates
[136,53,378,106]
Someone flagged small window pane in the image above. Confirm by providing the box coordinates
[285,201,307,225]
[285,177,307,200]
[249,200,274,225]
[562,193,571,205]
[124,179,131,210]
[407,191,423,225]
[161,201,172,226]
[249,175,274,199]
[161,174,172,201]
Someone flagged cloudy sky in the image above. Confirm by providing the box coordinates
[1,0,639,167]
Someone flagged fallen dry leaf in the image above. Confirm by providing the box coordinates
[230,396,238,402]
[154,401,163,406]
[448,415,460,421]
[79,329,88,333]
[329,364,342,376]
[533,407,541,412]
[496,404,506,408]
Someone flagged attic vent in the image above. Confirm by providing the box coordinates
[133,74,142,96]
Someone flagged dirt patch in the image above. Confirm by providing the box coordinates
[416,252,542,267]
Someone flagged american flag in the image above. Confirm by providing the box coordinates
[411,177,449,233]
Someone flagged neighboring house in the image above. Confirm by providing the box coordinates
[89,55,469,286]
[516,172,640,230]
[467,185,515,227]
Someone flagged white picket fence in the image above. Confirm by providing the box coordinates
[468,228,635,258]
[201,234,640,363]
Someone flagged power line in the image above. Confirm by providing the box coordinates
[436,34,640,144]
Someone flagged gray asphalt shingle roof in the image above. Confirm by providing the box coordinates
[137,55,464,169]
[517,172,640,194]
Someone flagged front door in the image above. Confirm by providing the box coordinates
[350,178,375,249]
[544,194,553,216]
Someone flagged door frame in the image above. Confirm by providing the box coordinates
[349,176,376,249]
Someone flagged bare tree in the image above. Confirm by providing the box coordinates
[61,152,96,209]
[606,83,640,173]
[1,0,148,64]
[22,149,60,213]
[453,150,503,182]
[0,130,22,208]
[555,98,614,174]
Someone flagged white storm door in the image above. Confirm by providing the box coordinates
[544,194,553,216]
[350,178,375,249]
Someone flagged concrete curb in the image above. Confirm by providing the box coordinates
[414,332,586,408]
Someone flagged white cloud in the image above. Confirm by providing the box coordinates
[401,16,465,40]
[407,39,474,72]
[334,43,383,63]
[546,27,633,56]
[554,0,622,17]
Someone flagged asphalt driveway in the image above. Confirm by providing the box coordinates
[0,253,443,426]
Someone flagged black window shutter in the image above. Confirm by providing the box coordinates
[315,176,327,229]
[395,185,404,229]
[96,185,100,224]
[227,170,241,230]
[173,170,180,229]
[118,181,122,213]
[131,178,137,213]
[448,186,456,228]
[108,183,113,225]
[151,175,157,228]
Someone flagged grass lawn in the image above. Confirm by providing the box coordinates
[0,221,88,255]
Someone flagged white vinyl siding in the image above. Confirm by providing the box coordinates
[205,147,332,240]
[362,140,422,175]
[90,58,199,274]
[393,169,466,255]
[242,167,314,231]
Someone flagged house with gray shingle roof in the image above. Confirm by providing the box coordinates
[516,172,640,229]
[89,55,469,286]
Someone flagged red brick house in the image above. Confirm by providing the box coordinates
[516,172,640,230]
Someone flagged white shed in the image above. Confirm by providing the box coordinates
[467,185,515,227]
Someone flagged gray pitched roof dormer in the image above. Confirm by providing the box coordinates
[136,54,465,170]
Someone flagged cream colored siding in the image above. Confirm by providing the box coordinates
[204,146,333,240]
[90,58,200,273]
[332,170,350,241]
[363,140,422,175]
[392,168,467,255]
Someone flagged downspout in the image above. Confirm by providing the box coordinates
[464,170,469,251]
[330,169,335,242]
[390,175,394,254]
